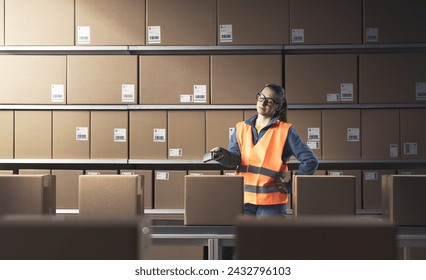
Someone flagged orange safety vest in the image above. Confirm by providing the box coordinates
[235,120,291,205]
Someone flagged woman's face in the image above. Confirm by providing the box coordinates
[256,87,281,118]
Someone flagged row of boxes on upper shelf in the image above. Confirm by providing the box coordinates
[1,53,426,105]
[0,0,425,46]
[0,108,425,160]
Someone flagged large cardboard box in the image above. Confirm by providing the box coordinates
[188,170,221,176]
[0,56,67,104]
[362,170,395,209]
[85,170,118,175]
[121,170,153,209]
[18,170,51,175]
[52,170,83,209]
[139,55,210,104]
[327,170,362,210]
[15,111,52,159]
[285,54,358,104]
[184,175,244,225]
[211,55,282,104]
[322,109,361,159]
[363,0,426,44]
[53,111,90,159]
[244,110,257,120]
[0,111,13,158]
[91,111,128,159]
[400,109,426,158]
[0,0,4,45]
[361,109,400,159]
[382,175,426,226]
[154,170,186,209]
[0,175,55,215]
[149,246,204,260]
[168,111,205,160]
[217,0,289,45]
[359,54,426,104]
[206,110,243,150]
[79,175,143,216]
[67,55,138,104]
[129,111,167,159]
[75,0,145,45]
[293,175,356,216]
[5,0,74,45]
[0,170,13,175]
[146,0,216,45]
[289,0,362,44]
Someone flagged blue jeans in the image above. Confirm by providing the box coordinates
[244,203,287,216]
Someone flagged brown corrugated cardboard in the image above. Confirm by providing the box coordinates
[67,55,138,104]
[75,0,145,45]
[146,0,216,45]
[0,111,13,158]
[149,246,204,260]
[5,0,74,45]
[168,111,205,160]
[217,0,289,45]
[359,53,426,103]
[0,170,14,175]
[154,170,186,209]
[53,111,90,159]
[139,55,210,104]
[90,111,128,159]
[211,55,282,104]
[18,170,51,175]
[0,0,4,45]
[361,109,400,159]
[327,170,362,210]
[0,175,56,214]
[15,111,52,159]
[85,170,118,175]
[52,170,83,209]
[121,170,153,209]
[293,175,356,216]
[363,170,395,209]
[363,0,426,44]
[188,170,221,176]
[79,175,143,216]
[0,56,67,104]
[184,175,244,225]
[322,109,361,159]
[206,110,243,150]
[243,110,257,120]
[400,109,426,158]
[285,54,358,104]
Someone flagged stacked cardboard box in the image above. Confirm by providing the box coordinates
[154,170,186,209]
[0,111,13,159]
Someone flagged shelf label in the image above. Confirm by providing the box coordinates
[404,142,418,155]
[229,127,235,140]
[153,128,166,142]
[156,172,169,180]
[390,144,399,158]
[219,24,233,43]
[77,26,91,44]
[180,94,193,103]
[327,93,340,102]
[51,84,65,102]
[169,148,182,157]
[114,128,127,142]
[416,82,426,101]
[76,127,89,141]
[121,84,135,103]
[365,28,379,42]
[329,171,343,176]
[340,83,354,101]
[307,141,320,150]
[364,171,378,181]
[193,85,207,103]
[291,29,304,43]
[148,26,161,44]
[347,128,360,142]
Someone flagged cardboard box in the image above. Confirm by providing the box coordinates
[121,170,153,209]
[382,175,426,226]
[293,175,356,216]
[5,0,74,45]
[154,170,186,209]
[184,175,244,225]
[188,170,221,176]
[75,0,145,45]
[139,55,210,104]
[322,109,361,159]
[397,169,426,175]
[243,110,257,120]
[0,0,4,45]
[18,170,51,175]
[168,111,205,160]
[363,0,426,44]
[359,53,426,104]
[289,0,362,44]
[52,170,83,209]
[0,170,14,175]
[146,0,216,45]
[217,0,289,45]
[0,56,67,104]
[0,111,13,158]
[67,55,138,104]
[0,175,55,215]
[149,246,204,260]
[285,54,358,104]
[400,109,426,158]
[90,111,128,159]
[362,170,395,209]
[79,175,143,216]
[85,170,118,175]
[211,55,282,104]
[361,109,400,159]
[53,111,90,159]
[15,111,52,159]
[206,110,243,150]
[327,170,362,210]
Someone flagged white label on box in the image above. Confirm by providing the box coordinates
[327,93,340,102]
[390,144,398,158]
[87,171,100,175]
[77,26,90,44]
[416,83,426,100]
[156,172,169,180]
[347,128,360,142]
[121,84,135,102]
[169,148,182,157]
[308,128,320,141]
[307,141,320,150]
[229,127,235,140]
[365,28,379,42]
[364,171,378,181]
[292,28,304,43]
[224,172,235,176]
[219,24,233,43]
[340,83,354,101]
[51,84,65,102]
[76,127,89,141]
[400,170,413,175]
[189,172,202,176]
[180,94,193,103]
[148,26,161,44]
[153,128,166,142]
[121,171,135,175]
[329,171,343,176]
[114,128,127,142]
[404,142,418,155]
[193,85,207,103]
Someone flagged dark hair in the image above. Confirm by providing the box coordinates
[264,83,287,122]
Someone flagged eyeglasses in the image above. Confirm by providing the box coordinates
[256,92,279,106]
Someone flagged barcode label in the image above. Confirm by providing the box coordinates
[229,127,235,140]
[51,84,65,102]
[340,83,353,101]
[327,93,340,102]
[169,148,182,157]
[193,85,207,103]
[329,171,343,176]
[121,171,135,175]
[308,128,320,141]
[416,83,426,100]
[114,128,127,142]
[76,127,89,141]
[77,26,90,44]
[291,29,304,43]
[148,26,161,44]
[153,128,166,142]
[87,171,100,175]
[219,24,233,43]
[390,144,398,158]
[180,94,193,103]
[347,128,360,142]
[307,141,320,150]
[365,28,378,42]
[365,171,378,181]
[122,84,135,102]
[404,142,418,155]
[156,172,169,180]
